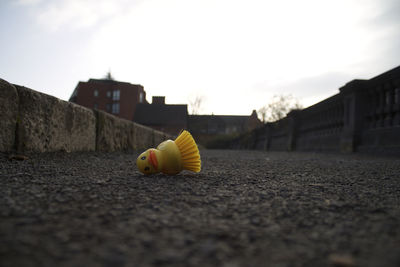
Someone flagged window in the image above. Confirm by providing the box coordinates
[94,89,99,97]
[208,121,218,134]
[107,91,111,98]
[394,88,400,105]
[385,91,391,106]
[139,92,144,103]
[344,98,351,126]
[112,103,120,114]
[113,90,120,100]
[94,103,98,109]
[106,103,111,112]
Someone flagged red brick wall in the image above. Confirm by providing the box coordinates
[72,80,146,121]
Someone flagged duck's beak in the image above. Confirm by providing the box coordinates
[148,150,158,169]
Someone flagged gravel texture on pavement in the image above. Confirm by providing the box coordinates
[1,150,400,267]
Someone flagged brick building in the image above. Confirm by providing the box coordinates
[69,75,147,121]
[133,96,188,136]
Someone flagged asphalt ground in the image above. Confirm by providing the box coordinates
[1,150,399,267]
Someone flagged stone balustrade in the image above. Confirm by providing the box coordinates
[231,66,400,155]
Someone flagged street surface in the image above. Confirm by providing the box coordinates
[1,150,400,267]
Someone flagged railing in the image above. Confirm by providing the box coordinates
[233,65,400,154]
[296,94,344,151]
[357,69,400,153]
[365,79,400,129]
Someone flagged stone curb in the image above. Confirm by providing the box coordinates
[0,79,172,153]
[15,84,96,152]
[95,110,168,152]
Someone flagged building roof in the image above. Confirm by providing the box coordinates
[188,114,252,134]
[189,115,249,126]
[86,78,143,87]
[134,103,188,126]
[188,110,262,135]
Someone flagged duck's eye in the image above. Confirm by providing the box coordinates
[144,167,150,171]
[141,156,146,160]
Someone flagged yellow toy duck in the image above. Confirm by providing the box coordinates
[137,130,201,175]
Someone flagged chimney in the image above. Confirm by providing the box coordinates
[152,96,165,105]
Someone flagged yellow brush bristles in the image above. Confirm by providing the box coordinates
[174,130,201,173]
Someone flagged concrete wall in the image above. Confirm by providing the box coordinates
[0,79,172,153]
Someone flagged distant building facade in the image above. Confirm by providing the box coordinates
[133,96,188,136]
[188,110,263,144]
[69,76,147,121]
[69,76,262,141]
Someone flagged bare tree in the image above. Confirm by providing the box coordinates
[257,106,268,123]
[258,94,303,123]
[189,95,205,115]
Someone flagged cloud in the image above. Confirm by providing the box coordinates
[251,71,356,108]
[282,72,354,96]
[85,0,400,113]
[19,0,140,31]
[370,0,400,27]
[7,0,398,115]
[14,0,43,5]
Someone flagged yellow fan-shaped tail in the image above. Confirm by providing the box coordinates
[174,130,201,173]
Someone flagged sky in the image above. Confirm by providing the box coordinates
[0,0,399,115]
